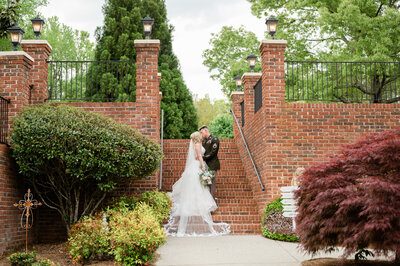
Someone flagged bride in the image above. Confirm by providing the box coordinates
[164,131,230,237]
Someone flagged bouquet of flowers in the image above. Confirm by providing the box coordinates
[200,169,215,186]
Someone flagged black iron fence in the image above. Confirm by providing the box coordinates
[285,61,400,103]
[0,96,10,144]
[48,60,136,102]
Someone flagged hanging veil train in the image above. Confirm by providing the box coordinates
[164,140,230,237]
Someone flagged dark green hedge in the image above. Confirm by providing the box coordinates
[11,104,162,190]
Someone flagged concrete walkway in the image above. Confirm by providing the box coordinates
[156,235,345,266]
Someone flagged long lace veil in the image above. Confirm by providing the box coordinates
[184,139,196,172]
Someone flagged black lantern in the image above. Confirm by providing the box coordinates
[7,23,25,51]
[142,15,154,39]
[266,16,279,39]
[246,53,257,72]
[31,16,45,40]
[234,74,242,91]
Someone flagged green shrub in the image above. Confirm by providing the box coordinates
[7,252,59,266]
[8,252,37,265]
[140,190,172,223]
[10,104,162,233]
[109,203,166,265]
[109,195,140,211]
[208,113,233,139]
[68,215,111,264]
[33,259,60,266]
[262,197,300,242]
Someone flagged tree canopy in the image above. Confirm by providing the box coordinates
[203,1,400,101]
[248,0,400,61]
[94,0,198,139]
[202,26,261,97]
[194,94,230,128]
[0,0,48,50]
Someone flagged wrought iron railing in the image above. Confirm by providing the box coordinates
[47,60,136,102]
[231,109,265,191]
[0,96,10,144]
[285,61,400,103]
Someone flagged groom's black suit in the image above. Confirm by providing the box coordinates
[202,134,220,197]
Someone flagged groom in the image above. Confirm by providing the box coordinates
[199,125,220,198]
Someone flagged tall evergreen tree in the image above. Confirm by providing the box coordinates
[94,0,198,139]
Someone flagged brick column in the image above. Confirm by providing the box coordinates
[259,39,287,204]
[231,91,244,138]
[242,72,262,125]
[259,40,286,108]
[21,40,52,104]
[0,51,34,130]
[134,40,161,141]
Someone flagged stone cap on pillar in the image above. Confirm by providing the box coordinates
[259,39,287,49]
[242,72,262,78]
[0,51,34,62]
[21,40,53,51]
[134,39,160,45]
[231,91,244,95]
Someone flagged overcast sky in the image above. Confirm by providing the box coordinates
[39,0,267,101]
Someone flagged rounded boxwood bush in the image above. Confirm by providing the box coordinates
[262,197,300,242]
[10,104,162,233]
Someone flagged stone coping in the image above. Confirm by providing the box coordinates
[261,39,288,44]
[134,39,160,44]
[0,51,34,62]
[231,91,244,95]
[21,40,53,50]
[243,72,262,77]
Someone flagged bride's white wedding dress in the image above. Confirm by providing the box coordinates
[164,140,230,237]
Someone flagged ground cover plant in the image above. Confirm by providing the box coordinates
[10,104,162,234]
[262,197,299,242]
[7,251,59,265]
[68,190,171,265]
[295,127,400,262]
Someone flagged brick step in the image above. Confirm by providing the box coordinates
[216,198,258,205]
[214,191,254,198]
[213,210,259,216]
[211,214,261,223]
[228,224,262,234]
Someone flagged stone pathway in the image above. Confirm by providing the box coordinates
[156,235,345,266]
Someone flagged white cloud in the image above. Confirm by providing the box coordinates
[40,0,267,101]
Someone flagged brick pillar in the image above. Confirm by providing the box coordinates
[259,39,287,203]
[0,51,34,130]
[259,40,286,107]
[21,40,52,104]
[134,40,161,141]
[231,91,244,138]
[242,72,262,125]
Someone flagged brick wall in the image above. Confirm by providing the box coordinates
[0,144,37,255]
[0,39,163,244]
[232,39,400,213]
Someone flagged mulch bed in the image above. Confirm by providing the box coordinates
[0,242,157,265]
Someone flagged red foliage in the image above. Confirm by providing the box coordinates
[295,127,400,258]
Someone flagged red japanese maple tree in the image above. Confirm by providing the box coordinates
[295,127,400,262]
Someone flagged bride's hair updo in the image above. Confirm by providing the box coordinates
[190,131,202,144]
